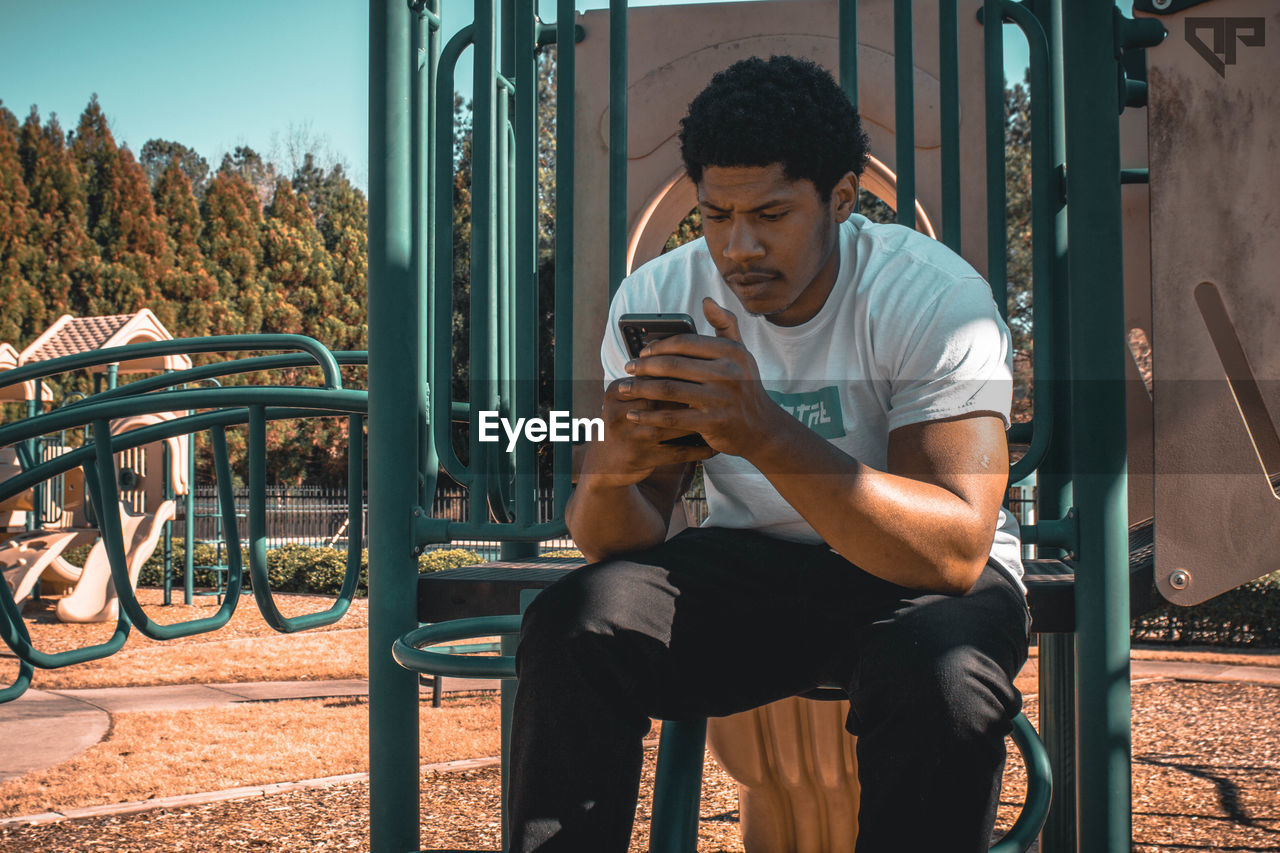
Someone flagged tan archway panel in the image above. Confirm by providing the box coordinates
[572,0,994,420]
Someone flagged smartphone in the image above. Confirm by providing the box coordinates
[618,313,697,359]
[616,313,708,447]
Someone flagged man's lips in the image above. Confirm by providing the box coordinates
[726,272,777,287]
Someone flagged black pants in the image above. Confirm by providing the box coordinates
[509,527,1031,852]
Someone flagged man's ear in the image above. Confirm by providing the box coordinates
[831,172,858,223]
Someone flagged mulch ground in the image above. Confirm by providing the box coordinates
[2,679,1277,852]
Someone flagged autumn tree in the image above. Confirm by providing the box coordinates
[70,96,174,320]
[0,102,39,344]
[153,160,219,336]
[199,169,266,336]
[17,108,101,329]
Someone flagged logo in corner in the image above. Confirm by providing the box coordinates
[1185,17,1265,78]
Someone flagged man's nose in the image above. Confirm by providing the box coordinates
[723,219,765,265]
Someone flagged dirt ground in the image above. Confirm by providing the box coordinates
[2,679,1278,852]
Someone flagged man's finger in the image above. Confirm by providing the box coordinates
[703,297,742,343]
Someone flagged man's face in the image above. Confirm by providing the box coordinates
[697,163,855,327]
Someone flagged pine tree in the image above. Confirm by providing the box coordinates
[154,160,219,336]
[71,96,174,319]
[17,108,100,329]
[199,170,265,335]
[293,160,368,351]
[0,102,39,345]
[260,178,319,336]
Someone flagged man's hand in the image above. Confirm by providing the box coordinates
[588,374,718,489]
[619,297,786,457]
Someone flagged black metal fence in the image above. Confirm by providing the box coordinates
[182,486,582,556]
[180,484,1028,558]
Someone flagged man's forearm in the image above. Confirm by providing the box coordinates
[746,414,999,595]
[565,477,672,563]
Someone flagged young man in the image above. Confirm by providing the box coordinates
[510,55,1029,852]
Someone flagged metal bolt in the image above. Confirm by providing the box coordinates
[413,507,422,517]
[1152,0,1172,9]
[1169,569,1190,590]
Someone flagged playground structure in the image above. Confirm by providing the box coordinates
[0,1,1276,852]
[0,311,191,622]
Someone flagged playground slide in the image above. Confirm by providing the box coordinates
[56,500,177,624]
[1,529,97,604]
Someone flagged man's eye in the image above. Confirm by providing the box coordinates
[704,214,729,223]
[759,211,785,222]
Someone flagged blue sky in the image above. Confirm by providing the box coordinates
[0,1,1085,192]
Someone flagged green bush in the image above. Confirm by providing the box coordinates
[418,547,482,573]
[62,538,482,597]
[1132,570,1280,647]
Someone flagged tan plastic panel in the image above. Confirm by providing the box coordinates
[1144,2,1280,605]
[707,695,860,852]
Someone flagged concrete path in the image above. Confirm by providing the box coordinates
[0,676,501,784]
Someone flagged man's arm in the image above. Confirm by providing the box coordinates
[621,297,1008,594]
[743,409,1008,594]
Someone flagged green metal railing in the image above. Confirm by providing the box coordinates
[0,2,1166,850]
[0,343,368,682]
[375,0,1154,850]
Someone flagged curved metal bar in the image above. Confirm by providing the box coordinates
[0,475,132,669]
[391,614,521,678]
[245,406,359,633]
[0,334,345,392]
[0,657,34,703]
[0,387,368,448]
[990,712,1053,852]
[0,406,362,508]
[86,419,247,642]
[57,351,370,411]
[432,24,476,486]
[1003,0,1057,484]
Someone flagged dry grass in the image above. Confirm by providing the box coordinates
[0,694,500,818]
[10,589,369,689]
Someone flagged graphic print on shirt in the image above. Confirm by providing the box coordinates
[765,387,846,439]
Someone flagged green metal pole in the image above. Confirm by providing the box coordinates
[471,0,498,530]
[368,1,421,850]
[939,1,960,253]
[1027,1,1076,848]
[552,0,576,517]
[838,0,857,109]
[162,438,173,605]
[1020,0,1073,846]
[892,0,915,230]
[514,0,536,535]
[415,1,441,511]
[983,0,1008,319]
[1059,2,1131,850]
[185,422,195,605]
[607,0,627,295]
[24,394,38,534]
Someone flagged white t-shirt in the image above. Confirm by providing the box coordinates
[601,213,1024,588]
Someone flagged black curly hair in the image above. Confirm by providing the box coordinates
[678,55,870,201]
